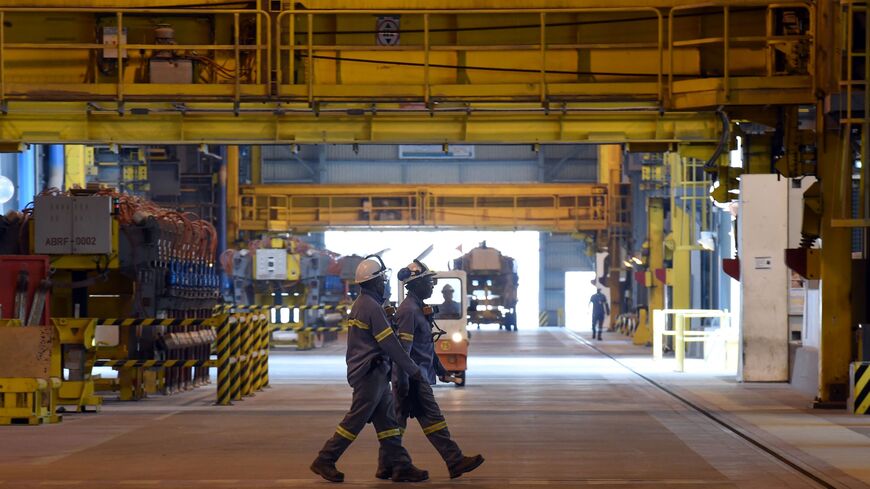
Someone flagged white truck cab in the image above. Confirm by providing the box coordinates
[398,270,469,386]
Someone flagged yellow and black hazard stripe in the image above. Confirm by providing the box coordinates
[215,304,348,313]
[270,324,344,332]
[854,362,870,414]
[96,318,208,327]
[92,359,217,368]
[216,316,232,406]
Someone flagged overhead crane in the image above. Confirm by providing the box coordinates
[0,0,864,408]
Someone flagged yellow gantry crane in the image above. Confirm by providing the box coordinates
[0,0,863,405]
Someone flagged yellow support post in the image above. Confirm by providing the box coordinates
[637,197,664,346]
[668,153,692,311]
[227,145,240,246]
[63,145,88,190]
[600,144,624,329]
[817,131,853,404]
[251,145,262,185]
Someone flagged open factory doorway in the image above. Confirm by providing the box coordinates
[564,271,599,333]
[324,230,540,329]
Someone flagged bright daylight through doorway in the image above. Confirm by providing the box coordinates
[325,230,540,329]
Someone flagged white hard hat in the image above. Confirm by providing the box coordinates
[397,260,436,285]
[354,255,389,284]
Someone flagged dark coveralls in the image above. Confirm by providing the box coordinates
[316,288,422,466]
[379,291,464,469]
[590,291,610,338]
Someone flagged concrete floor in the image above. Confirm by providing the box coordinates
[1,328,869,489]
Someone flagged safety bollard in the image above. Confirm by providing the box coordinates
[215,315,232,406]
[230,314,243,402]
[262,316,270,389]
[242,314,254,397]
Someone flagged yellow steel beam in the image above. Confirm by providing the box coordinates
[238,183,609,232]
[667,152,691,310]
[641,197,665,345]
[817,130,853,404]
[599,144,624,327]
[226,145,240,246]
[0,102,721,144]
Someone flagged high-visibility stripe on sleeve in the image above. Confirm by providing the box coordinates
[347,319,370,330]
[399,333,414,342]
[335,425,357,441]
[374,328,394,342]
[376,428,402,440]
[422,421,448,435]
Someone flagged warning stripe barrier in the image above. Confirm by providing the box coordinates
[270,324,344,332]
[85,311,270,407]
[93,359,217,368]
[852,362,870,415]
[215,304,348,313]
[96,317,209,327]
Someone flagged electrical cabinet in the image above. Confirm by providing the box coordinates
[34,196,113,255]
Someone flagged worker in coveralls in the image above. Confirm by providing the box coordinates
[311,255,429,483]
[376,260,485,480]
[589,288,610,341]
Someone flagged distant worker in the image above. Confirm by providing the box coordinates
[377,260,485,480]
[589,288,610,341]
[311,256,429,483]
[435,283,461,319]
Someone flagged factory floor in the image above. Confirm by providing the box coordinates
[1,328,870,489]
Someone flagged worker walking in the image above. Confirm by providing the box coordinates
[377,260,485,480]
[589,288,610,341]
[311,256,429,483]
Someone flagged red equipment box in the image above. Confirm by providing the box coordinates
[0,255,51,325]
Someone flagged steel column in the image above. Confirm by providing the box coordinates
[818,130,853,404]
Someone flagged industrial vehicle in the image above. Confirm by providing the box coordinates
[452,243,518,331]
[221,237,354,350]
[398,270,469,387]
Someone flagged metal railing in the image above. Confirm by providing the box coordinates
[667,3,815,102]
[238,184,609,232]
[652,308,737,372]
[834,1,870,228]
[276,7,666,104]
[0,7,271,104]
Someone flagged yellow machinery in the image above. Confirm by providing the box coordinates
[52,318,102,412]
[223,237,351,350]
[0,0,863,406]
[0,319,62,425]
[239,183,610,233]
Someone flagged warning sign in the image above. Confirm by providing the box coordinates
[376,16,400,46]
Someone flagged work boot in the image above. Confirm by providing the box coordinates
[449,455,485,479]
[597,334,602,341]
[391,464,429,482]
[375,465,392,480]
[310,457,344,483]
